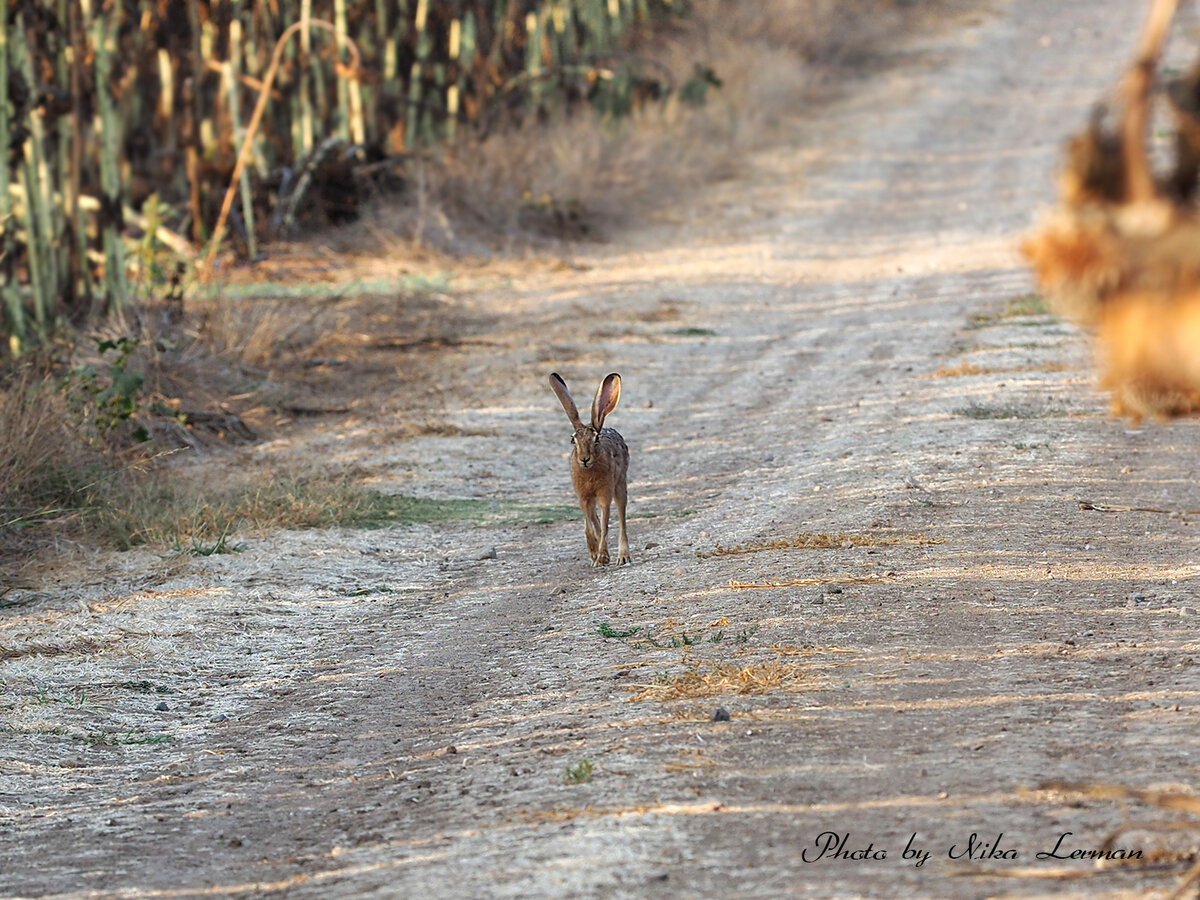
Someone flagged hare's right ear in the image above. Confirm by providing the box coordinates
[549,373,583,428]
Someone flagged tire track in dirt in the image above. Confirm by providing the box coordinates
[7,2,1200,898]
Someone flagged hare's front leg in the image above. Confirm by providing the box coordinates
[595,497,612,566]
[615,479,630,566]
[581,499,602,564]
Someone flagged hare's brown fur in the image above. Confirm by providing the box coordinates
[549,372,630,567]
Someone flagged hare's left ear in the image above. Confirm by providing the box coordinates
[591,373,621,429]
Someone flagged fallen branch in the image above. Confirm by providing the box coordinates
[1078,500,1200,515]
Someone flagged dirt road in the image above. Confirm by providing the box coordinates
[7,1,1200,897]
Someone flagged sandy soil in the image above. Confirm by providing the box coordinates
[6,1,1200,898]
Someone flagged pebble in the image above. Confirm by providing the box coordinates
[712,707,731,722]
[479,547,498,560]
[211,714,228,723]
[827,586,843,595]
[644,542,660,550]
[155,701,170,712]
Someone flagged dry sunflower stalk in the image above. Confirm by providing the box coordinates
[1021,0,1200,421]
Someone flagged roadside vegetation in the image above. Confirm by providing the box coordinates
[0,0,908,574]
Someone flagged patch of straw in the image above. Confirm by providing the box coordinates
[625,658,811,702]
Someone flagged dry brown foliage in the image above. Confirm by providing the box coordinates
[339,0,904,253]
[625,658,812,702]
[1021,0,1200,421]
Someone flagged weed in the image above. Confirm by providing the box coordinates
[4,724,70,738]
[82,730,173,746]
[954,403,1063,420]
[564,758,594,784]
[173,522,244,557]
[966,293,1052,329]
[598,623,641,639]
[60,337,160,442]
[734,625,760,644]
[639,631,696,649]
[340,586,407,597]
[668,327,718,337]
[28,688,97,709]
[120,680,174,694]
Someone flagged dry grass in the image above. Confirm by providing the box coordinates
[730,575,888,589]
[333,0,904,254]
[194,294,350,369]
[929,361,989,378]
[626,657,812,702]
[700,530,941,557]
[926,360,1073,378]
[0,366,120,531]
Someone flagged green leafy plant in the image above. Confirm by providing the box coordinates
[680,64,723,107]
[598,622,640,639]
[564,758,594,784]
[61,337,149,441]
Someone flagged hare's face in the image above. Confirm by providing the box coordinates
[571,425,602,468]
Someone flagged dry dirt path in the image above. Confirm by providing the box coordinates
[7,1,1200,898]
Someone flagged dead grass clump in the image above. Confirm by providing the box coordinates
[627,658,811,702]
[926,360,1072,378]
[929,361,989,378]
[0,366,121,533]
[194,294,351,369]
[0,637,111,662]
[700,530,940,557]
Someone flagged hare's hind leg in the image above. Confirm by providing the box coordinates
[615,480,630,566]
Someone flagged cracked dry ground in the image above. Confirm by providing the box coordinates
[7,1,1200,898]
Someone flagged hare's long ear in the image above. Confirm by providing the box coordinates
[549,373,583,428]
[591,373,621,429]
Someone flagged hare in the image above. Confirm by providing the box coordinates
[549,372,630,567]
